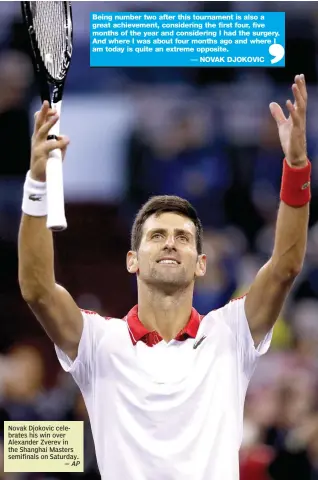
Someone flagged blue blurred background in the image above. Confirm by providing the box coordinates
[1,1,318,479]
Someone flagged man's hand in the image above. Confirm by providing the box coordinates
[31,100,70,182]
[269,74,307,168]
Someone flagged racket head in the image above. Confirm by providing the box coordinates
[21,1,73,102]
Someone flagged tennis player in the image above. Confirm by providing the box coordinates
[18,74,310,480]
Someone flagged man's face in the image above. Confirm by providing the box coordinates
[127,212,206,293]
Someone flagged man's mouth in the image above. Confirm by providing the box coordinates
[157,259,180,265]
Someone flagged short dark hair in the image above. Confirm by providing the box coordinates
[131,195,203,254]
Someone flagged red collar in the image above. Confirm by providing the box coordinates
[125,305,202,347]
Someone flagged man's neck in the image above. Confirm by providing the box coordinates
[137,283,194,342]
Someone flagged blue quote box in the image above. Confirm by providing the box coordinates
[90,12,285,67]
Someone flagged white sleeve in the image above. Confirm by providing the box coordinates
[220,296,273,379]
[54,310,106,389]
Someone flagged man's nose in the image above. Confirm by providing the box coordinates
[164,235,176,249]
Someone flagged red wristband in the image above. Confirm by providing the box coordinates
[280,158,311,207]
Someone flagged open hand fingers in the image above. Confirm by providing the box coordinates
[292,82,306,114]
[288,74,307,127]
[34,101,56,134]
[269,102,287,126]
[295,74,307,105]
[36,113,59,140]
[286,99,298,124]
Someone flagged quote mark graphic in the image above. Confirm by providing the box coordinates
[269,39,285,64]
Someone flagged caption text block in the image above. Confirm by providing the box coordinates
[4,421,84,473]
[90,12,285,67]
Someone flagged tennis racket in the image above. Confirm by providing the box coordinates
[21,1,73,231]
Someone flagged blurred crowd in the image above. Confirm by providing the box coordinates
[1,1,318,479]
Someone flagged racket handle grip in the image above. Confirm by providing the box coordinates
[46,148,67,231]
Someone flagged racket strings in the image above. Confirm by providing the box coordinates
[30,1,67,81]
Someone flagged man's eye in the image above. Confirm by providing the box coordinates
[152,233,163,240]
[178,235,188,242]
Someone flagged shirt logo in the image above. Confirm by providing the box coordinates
[193,335,206,349]
[29,194,42,201]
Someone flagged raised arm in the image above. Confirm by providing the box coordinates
[245,74,310,346]
[18,101,82,360]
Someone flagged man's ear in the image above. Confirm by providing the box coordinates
[127,251,139,274]
[195,254,207,278]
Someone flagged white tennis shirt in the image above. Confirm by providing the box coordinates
[55,296,272,480]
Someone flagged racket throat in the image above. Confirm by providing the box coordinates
[52,83,64,105]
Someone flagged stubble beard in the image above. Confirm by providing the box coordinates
[144,264,192,295]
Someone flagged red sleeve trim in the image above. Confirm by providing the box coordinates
[80,309,99,315]
[80,310,114,321]
[230,293,247,302]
